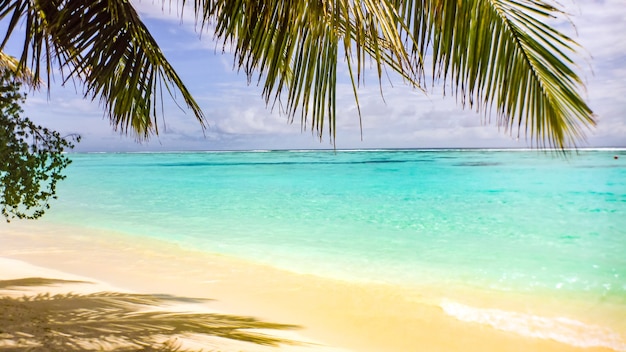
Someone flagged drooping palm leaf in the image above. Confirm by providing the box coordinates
[186,0,419,142]
[0,0,205,140]
[393,0,595,148]
[186,0,593,147]
[1,0,594,147]
[0,51,36,86]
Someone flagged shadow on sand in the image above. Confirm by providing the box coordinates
[0,278,300,351]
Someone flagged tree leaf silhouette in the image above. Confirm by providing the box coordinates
[0,278,300,352]
[0,278,90,290]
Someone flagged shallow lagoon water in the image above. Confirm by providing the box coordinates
[31,149,626,349]
[47,150,625,302]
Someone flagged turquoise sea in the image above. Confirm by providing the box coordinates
[40,149,626,347]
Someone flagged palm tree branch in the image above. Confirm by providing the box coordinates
[0,0,205,140]
[184,0,420,144]
[396,0,594,148]
[2,0,595,147]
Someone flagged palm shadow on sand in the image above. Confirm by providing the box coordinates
[0,278,300,351]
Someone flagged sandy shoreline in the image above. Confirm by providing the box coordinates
[1,221,624,352]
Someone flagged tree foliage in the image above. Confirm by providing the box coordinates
[0,0,595,148]
[0,72,79,222]
[0,0,205,140]
[198,0,595,147]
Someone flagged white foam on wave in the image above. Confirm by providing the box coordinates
[440,299,626,351]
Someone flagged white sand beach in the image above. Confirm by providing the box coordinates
[1,221,624,352]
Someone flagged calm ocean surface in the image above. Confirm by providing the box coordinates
[31,149,626,349]
[46,150,625,305]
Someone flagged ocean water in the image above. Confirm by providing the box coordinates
[40,149,626,347]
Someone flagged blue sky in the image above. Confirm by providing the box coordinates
[8,1,626,151]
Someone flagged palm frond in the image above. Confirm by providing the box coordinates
[1,0,595,147]
[187,0,593,148]
[0,0,205,140]
[0,51,37,86]
[393,0,594,148]
[187,0,419,143]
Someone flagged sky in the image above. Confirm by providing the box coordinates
[6,1,626,151]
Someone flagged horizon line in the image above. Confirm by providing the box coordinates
[68,147,626,154]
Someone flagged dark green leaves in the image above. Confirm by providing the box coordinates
[192,0,418,143]
[394,0,595,148]
[1,0,596,148]
[190,0,595,147]
[0,0,205,140]
[0,72,79,222]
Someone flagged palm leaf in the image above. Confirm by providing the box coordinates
[1,0,595,147]
[186,0,593,148]
[0,0,205,140]
[393,0,595,148]
[0,51,36,86]
[187,0,419,143]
